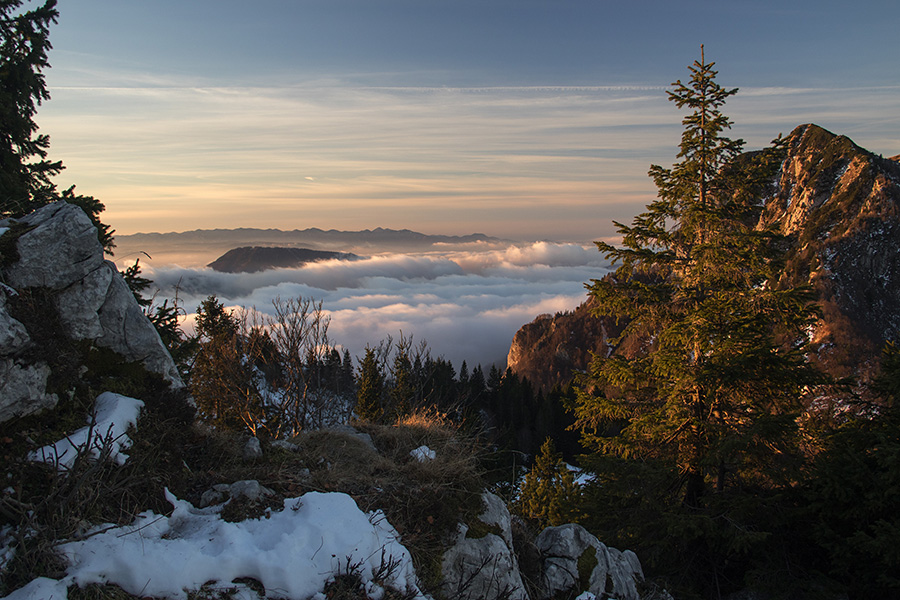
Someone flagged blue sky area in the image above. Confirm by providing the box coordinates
[37,0,900,240]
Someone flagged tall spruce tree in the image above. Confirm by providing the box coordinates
[0,0,114,251]
[573,48,819,508]
[0,0,59,215]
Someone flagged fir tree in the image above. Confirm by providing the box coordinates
[570,51,826,595]
[355,346,385,422]
[195,295,238,342]
[516,437,582,528]
[390,343,415,419]
[190,297,262,433]
[573,47,819,507]
[0,0,59,216]
[0,1,114,251]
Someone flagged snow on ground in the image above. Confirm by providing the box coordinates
[409,445,436,462]
[28,392,144,470]
[2,490,426,600]
[566,463,595,486]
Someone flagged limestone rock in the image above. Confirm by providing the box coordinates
[0,360,57,423]
[243,437,263,461]
[0,295,29,354]
[55,261,112,339]
[535,523,643,600]
[2,202,104,290]
[270,439,299,452]
[442,492,529,600]
[94,271,181,386]
[199,479,276,508]
[0,201,183,398]
[0,291,57,422]
[324,424,376,451]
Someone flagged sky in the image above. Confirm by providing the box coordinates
[36,0,900,243]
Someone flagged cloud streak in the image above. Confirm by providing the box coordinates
[42,76,899,243]
[146,241,609,368]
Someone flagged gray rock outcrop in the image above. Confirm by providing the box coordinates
[442,492,530,600]
[535,523,643,600]
[0,202,183,424]
[0,285,58,422]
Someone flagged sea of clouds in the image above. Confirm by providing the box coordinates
[143,241,611,369]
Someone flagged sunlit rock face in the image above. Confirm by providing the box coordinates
[0,202,182,424]
[509,124,900,388]
[506,298,623,393]
[761,124,900,378]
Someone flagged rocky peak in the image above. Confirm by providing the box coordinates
[761,124,900,377]
[760,123,900,241]
[509,124,900,389]
[506,298,623,393]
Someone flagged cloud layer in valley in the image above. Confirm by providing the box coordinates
[145,241,610,369]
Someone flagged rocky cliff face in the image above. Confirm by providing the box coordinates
[509,124,900,389]
[506,299,623,392]
[763,124,900,377]
[0,202,182,423]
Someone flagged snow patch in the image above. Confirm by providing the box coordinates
[410,445,436,462]
[4,490,426,600]
[566,463,595,486]
[28,393,144,471]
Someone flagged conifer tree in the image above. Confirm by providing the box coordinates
[516,437,582,528]
[573,47,819,508]
[355,346,385,422]
[190,297,262,433]
[0,0,60,216]
[390,344,415,419]
[0,1,114,251]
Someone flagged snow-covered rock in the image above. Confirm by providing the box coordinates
[535,523,643,600]
[442,492,530,600]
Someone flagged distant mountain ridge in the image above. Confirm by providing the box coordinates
[509,124,900,389]
[121,227,496,247]
[208,246,358,273]
[115,227,501,267]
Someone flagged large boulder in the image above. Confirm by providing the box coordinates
[442,492,530,600]
[0,202,183,424]
[0,287,58,422]
[535,523,643,600]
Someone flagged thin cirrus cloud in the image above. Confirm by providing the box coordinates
[39,78,676,241]
[145,241,610,369]
[40,73,900,243]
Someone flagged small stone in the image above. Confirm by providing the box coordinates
[229,480,274,502]
[200,488,227,507]
[243,437,262,461]
[270,440,299,452]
